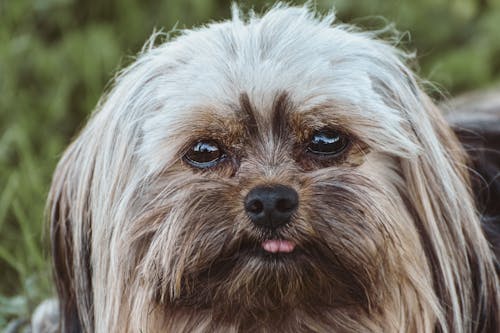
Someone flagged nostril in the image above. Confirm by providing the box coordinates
[276,198,297,213]
[247,199,264,214]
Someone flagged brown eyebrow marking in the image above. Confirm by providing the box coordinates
[272,91,292,141]
[237,92,259,138]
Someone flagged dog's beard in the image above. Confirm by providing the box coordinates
[127,162,416,327]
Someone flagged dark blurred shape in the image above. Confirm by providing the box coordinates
[446,89,500,263]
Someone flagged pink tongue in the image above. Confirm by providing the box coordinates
[262,240,296,253]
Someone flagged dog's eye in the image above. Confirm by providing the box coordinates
[307,130,349,156]
[184,140,225,168]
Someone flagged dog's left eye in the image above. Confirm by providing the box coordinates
[184,140,226,168]
[307,130,349,157]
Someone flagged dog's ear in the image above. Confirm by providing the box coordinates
[48,139,95,333]
[397,90,499,332]
[45,42,170,331]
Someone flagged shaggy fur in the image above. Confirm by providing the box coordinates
[48,4,499,333]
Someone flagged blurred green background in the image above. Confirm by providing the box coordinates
[1,0,500,327]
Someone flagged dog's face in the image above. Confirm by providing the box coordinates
[49,5,498,333]
[129,20,424,324]
[136,89,418,314]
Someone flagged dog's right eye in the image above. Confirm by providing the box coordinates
[184,140,226,168]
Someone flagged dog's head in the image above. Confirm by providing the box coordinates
[48,4,498,332]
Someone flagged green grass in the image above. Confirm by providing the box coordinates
[1,0,500,328]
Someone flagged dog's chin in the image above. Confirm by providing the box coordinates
[165,232,372,323]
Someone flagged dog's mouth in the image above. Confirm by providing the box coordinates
[171,233,370,312]
[261,239,296,253]
[233,236,299,259]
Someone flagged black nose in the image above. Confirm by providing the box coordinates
[244,185,299,229]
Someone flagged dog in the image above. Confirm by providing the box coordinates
[47,4,499,332]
